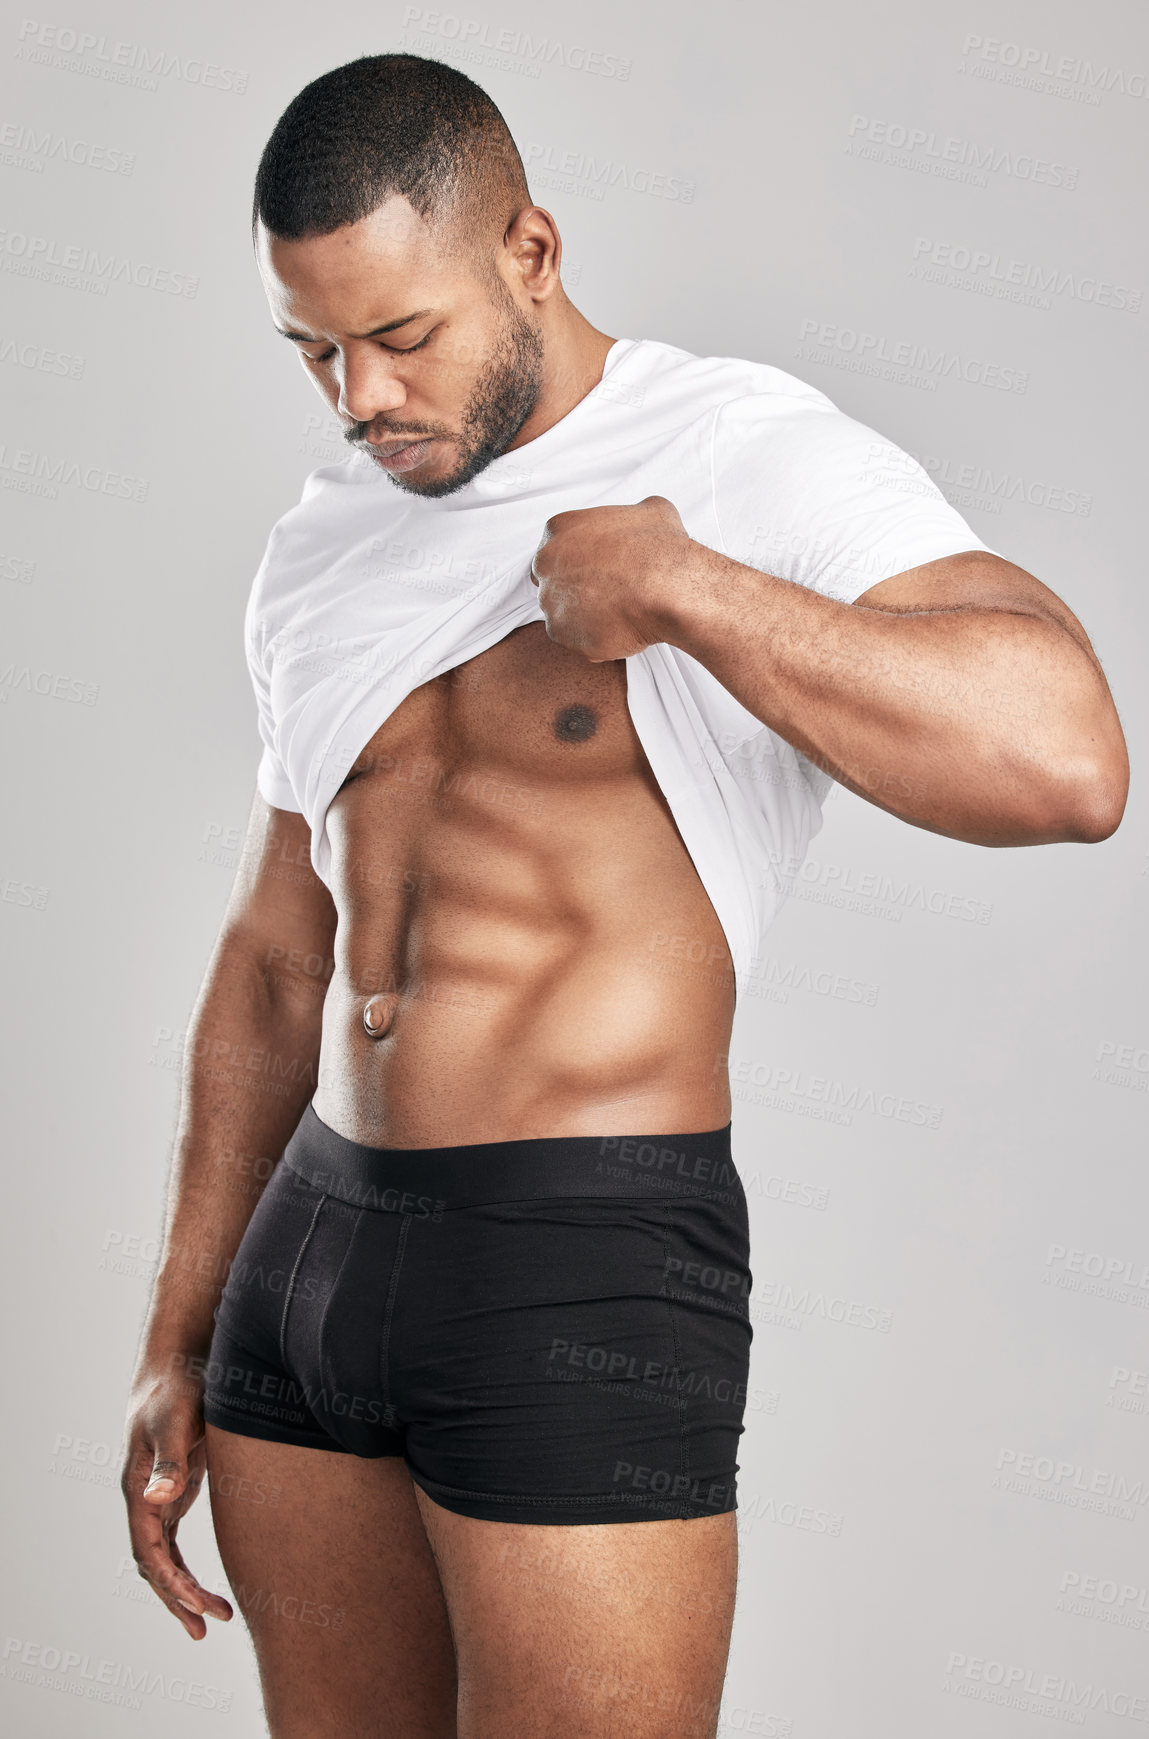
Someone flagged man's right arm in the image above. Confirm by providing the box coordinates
[121,794,338,1637]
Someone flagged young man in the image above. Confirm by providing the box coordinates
[121,54,1127,1739]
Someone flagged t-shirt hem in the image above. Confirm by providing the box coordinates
[256,763,302,813]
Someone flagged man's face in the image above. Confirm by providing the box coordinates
[257,197,544,497]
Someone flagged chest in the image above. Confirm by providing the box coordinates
[335,622,643,797]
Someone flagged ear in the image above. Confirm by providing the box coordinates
[502,205,563,305]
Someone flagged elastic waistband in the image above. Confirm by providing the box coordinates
[281,1101,740,1213]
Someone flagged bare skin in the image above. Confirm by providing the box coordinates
[206,1430,735,1739]
[204,1444,459,1738]
[122,183,1128,1738]
[311,623,733,1146]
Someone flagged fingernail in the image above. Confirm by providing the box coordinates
[146,1478,174,1493]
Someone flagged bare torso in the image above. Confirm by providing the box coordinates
[309,621,734,1145]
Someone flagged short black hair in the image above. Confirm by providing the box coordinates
[253,54,529,257]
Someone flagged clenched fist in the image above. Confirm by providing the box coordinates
[529,495,694,661]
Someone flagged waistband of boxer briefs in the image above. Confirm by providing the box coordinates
[281,1100,738,1213]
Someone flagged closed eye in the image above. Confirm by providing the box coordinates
[303,331,434,365]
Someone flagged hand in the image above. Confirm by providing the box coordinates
[121,1360,234,1639]
[529,495,693,661]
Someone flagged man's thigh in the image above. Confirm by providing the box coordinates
[412,1490,738,1739]
[205,1424,458,1739]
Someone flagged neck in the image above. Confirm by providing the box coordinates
[507,301,616,452]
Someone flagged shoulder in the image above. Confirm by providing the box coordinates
[711,379,901,485]
[627,337,837,418]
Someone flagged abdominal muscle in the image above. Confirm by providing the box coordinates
[308,624,736,1148]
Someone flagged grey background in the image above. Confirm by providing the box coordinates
[2,0,1145,1732]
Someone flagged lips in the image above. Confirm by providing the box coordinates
[373,436,424,457]
[367,436,433,474]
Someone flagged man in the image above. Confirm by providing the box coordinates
[120,53,1127,1739]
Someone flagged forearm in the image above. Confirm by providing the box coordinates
[137,941,326,1365]
[659,544,1124,845]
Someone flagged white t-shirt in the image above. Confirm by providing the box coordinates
[246,336,994,982]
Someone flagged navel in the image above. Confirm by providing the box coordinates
[553,702,598,744]
[362,994,399,1039]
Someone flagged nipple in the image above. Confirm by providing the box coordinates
[362,995,398,1039]
[554,702,597,743]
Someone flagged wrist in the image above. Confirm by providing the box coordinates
[641,537,743,653]
[137,1304,218,1372]
[129,1348,211,1416]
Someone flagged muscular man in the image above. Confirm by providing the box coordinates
[121,54,1128,1739]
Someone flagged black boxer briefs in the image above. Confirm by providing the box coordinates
[202,1101,753,1525]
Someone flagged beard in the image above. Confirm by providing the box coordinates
[345,285,544,499]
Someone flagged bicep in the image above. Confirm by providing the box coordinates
[853,549,1101,665]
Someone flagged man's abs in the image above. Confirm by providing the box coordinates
[309,621,735,1146]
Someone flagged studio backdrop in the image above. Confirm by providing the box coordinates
[2,0,1145,1733]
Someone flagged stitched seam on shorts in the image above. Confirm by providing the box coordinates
[278,1192,328,1368]
[659,1202,690,1518]
[315,1205,365,1404]
[378,1212,413,1415]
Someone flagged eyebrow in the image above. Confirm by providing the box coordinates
[277,308,436,343]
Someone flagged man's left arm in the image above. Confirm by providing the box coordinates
[530,499,1129,847]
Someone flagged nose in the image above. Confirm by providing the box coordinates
[336,346,409,424]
